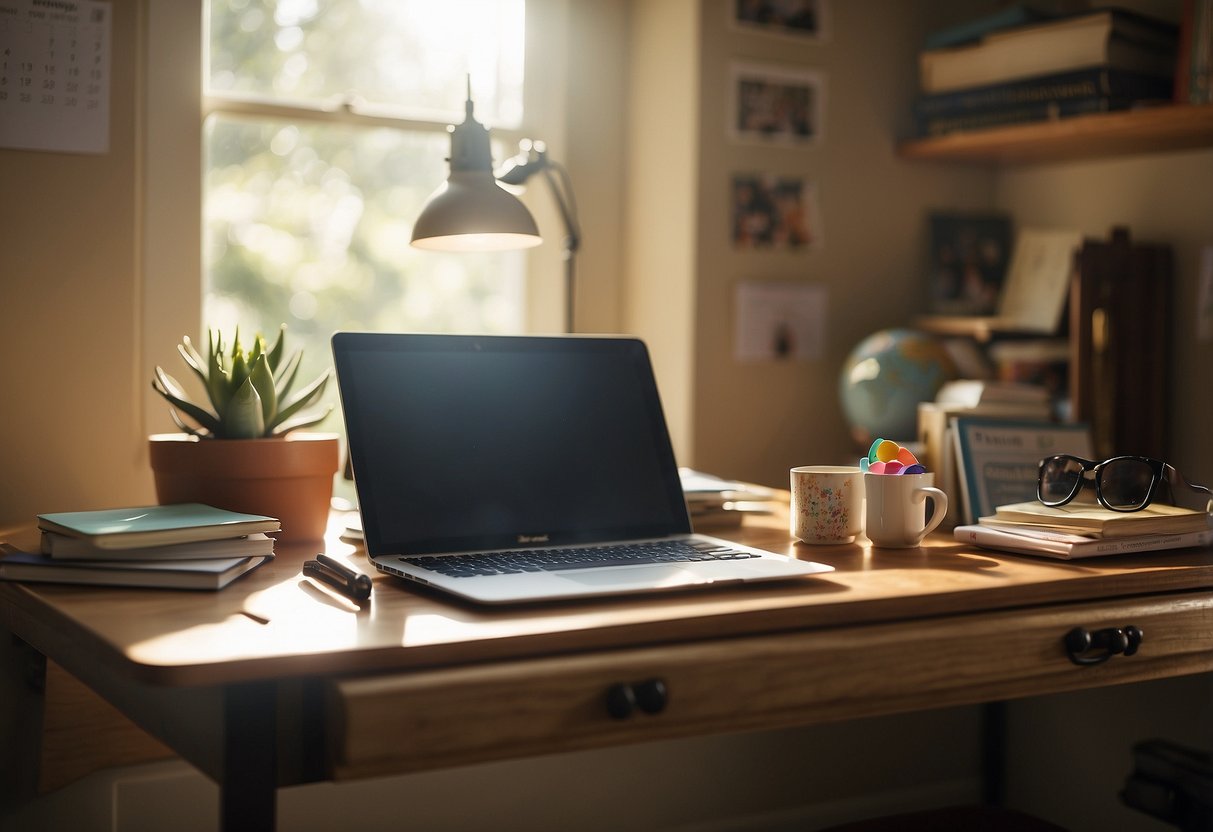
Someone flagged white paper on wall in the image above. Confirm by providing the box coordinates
[735,280,827,362]
[0,0,111,154]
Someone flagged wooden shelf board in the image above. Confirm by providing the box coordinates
[898,104,1213,165]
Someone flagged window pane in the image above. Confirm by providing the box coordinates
[203,114,526,465]
[207,0,525,128]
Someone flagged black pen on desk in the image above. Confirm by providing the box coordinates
[303,553,372,602]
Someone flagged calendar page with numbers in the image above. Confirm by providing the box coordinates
[0,0,110,154]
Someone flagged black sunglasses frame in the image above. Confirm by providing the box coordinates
[1038,454,1174,513]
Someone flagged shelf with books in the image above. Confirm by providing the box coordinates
[898,102,1213,164]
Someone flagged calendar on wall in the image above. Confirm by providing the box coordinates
[0,0,111,154]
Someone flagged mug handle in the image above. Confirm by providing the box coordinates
[913,486,949,543]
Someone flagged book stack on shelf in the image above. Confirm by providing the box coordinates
[679,469,776,528]
[955,500,1213,560]
[914,6,1179,138]
[0,503,279,590]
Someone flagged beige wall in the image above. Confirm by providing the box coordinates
[630,0,1211,494]
[650,0,993,488]
[0,0,155,527]
[624,0,702,463]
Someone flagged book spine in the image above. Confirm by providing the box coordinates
[1176,0,1195,102]
[1191,0,1213,103]
[913,68,1173,118]
[1067,529,1213,557]
[914,96,1133,138]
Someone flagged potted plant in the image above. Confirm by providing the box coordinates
[149,325,340,543]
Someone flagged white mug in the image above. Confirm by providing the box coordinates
[790,466,865,544]
[864,472,948,548]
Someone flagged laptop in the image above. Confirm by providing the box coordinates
[331,332,833,604]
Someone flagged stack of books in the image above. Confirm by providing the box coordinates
[914,7,1178,138]
[0,504,279,590]
[680,469,776,528]
[955,500,1213,560]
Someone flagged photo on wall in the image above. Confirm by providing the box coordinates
[734,280,827,362]
[732,0,830,41]
[927,212,1013,316]
[730,61,825,145]
[730,173,821,250]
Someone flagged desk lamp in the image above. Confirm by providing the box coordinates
[411,82,581,332]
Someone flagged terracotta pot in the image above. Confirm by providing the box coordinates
[148,433,340,543]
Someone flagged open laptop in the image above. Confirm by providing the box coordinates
[331,332,833,604]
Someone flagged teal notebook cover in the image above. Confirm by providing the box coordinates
[37,504,280,548]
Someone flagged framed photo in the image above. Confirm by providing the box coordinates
[730,173,821,250]
[732,0,830,42]
[927,212,1012,316]
[730,61,825,145]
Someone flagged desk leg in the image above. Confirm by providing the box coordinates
[981,700,1007,806]
[0,635,45,811]
[221,682,277,832]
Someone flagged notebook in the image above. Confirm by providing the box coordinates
[331,332,832,604]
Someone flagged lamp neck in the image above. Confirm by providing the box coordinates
[448,94,493,173]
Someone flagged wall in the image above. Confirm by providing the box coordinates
[0,0,154,528]
[632,0,1211,493]
[643,0,995,488]
[624,0,701,463]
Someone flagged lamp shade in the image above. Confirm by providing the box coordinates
[411,83,542,252]
[410,171,542,251]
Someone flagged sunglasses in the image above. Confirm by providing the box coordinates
[1037,455,1213,513]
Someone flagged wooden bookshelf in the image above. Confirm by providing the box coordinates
[898,103,1213,165]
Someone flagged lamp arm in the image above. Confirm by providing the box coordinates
[496,146,582,332]
[538,162,580,333]
[540,162,581,255]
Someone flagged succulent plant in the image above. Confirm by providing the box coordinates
[152,325,332,439]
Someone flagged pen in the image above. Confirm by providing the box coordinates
[303,553,373,602]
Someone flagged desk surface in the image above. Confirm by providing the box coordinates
[4,501,1213,829]
[3,502,1212,687]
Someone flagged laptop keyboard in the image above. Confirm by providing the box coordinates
[401,540,760,578]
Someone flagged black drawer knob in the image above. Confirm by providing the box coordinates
[606,682,636,719]
[635,678,668,714]
[1064,625,1144,666]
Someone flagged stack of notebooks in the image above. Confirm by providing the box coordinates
[0,504,278,590]
[680,469,776,528]
[955,501,1213,560]
[913,6,1178,138]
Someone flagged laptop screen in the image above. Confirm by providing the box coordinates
[332,333,691,556]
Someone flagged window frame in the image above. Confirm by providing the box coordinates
[141,0,568,436]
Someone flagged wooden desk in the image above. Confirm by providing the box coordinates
[3,506,1212,831]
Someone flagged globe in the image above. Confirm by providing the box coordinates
[839,328,956,446]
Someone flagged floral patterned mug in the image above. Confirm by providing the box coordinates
[790,465,865,544]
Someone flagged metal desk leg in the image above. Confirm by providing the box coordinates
[221,682,277,832]
[0,634,46,811]
[982,700,1008,807]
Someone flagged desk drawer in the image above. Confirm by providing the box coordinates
[328,592,1213,780]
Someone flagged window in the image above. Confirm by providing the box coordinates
[202,0,530,420]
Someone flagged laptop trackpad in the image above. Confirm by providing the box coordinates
[557,565,705,588]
